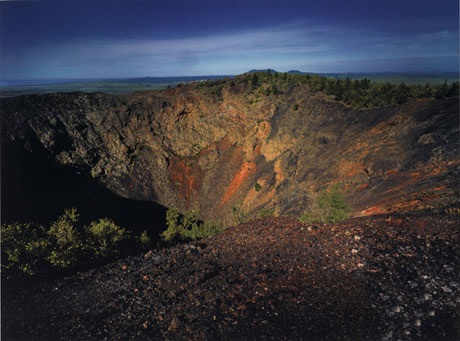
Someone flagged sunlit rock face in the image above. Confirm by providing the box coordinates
[2,79,459,224]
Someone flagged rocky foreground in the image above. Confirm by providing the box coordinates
[3,213,460,340]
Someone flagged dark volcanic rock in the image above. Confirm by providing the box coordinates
[3,214,459,339]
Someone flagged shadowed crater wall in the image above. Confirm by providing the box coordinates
[1,132,167,240]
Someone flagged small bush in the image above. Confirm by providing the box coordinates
[300,183,351,223]
[293,103,299,111]
[162,208,182,242]
[86,218,130,258]
[299,212,321,223]
[1,222,51,275]
[256,208,276,219]
[231,205,248,225]
[254,182,262,192]
[161,209,225,243]
[2,208,147,277]
[190,220,226,240]
[47,208,84,268]
[138,230,151,248]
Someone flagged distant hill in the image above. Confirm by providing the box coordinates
[248,69,307,75]
[122,75,232,83]
[248,69,278,74]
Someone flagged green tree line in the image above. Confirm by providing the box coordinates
[221,71,459,109]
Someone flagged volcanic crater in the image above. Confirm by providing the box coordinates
[1,75,459,339]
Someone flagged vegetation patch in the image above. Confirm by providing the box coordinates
[161,208,225,243]
[1,208,150,277]
[300,183,351,223]
[231,205,248,225]
[256,207,276,219]
[233,71,459,109]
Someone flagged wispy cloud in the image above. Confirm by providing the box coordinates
[57,25,330,63]
[3,21,458,79]
[4,24,335,77]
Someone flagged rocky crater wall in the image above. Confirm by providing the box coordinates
[1,81,459,224]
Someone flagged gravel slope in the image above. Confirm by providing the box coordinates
[3,213,459,340]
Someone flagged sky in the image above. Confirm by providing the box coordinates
[0,0,458,80]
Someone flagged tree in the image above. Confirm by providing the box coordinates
[251,73,259,90]
[447,81,459,97]
[325,80,335,95]
[360,78,371,90]
[435,80,449,99]
[420,82,433,98]
[300,183,351,223]
[334,79,344,101]
[316,183,351,223]
[272,84,280,95]
[319,78,326,91]
[344,76,351,90]
[396,82,409,104]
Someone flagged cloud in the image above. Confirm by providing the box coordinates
[3,22,459,79]
[58,25,330,63]
[3,23,336,77]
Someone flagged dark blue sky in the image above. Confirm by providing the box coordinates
[1,0,458,80]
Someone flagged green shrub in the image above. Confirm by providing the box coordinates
[256,208,276,219]
[254,182,262,192]
[1,222,51,275]
[161,208,225,242]
[47,208,84,268]
[138,230,151,248]
[162,208,183,242]
[2,208,147,276]
[251,73,259,89]
[231,205,248,225]
[190,220,225,240]
[86,218,130,258]
[300,183,351,223]
[299,212,321,223]
[293,103,299,111]
[316,183,351,222]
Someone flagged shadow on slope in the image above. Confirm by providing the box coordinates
[1,133,167,243]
